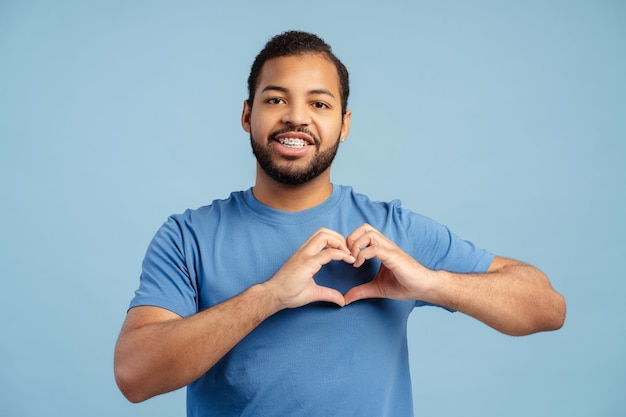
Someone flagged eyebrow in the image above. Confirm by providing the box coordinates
[261,85,336,99]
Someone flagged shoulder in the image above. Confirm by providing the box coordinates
[168,190,247,225]
[338,185,437,229]
[337,185,403,214]
[146,191,249,248]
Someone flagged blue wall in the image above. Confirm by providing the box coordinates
[1,1,624,415]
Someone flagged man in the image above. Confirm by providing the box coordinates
[114,31,565,416]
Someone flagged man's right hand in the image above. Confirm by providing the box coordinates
[115,228,355,403]
[262,227,355,309]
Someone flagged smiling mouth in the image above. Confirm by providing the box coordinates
[276,137,309,148]
[272,128,317,149]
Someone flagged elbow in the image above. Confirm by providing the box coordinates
[507,291,567,336]
[535,290,566,333]
[115,365,149,403]
[547,291,567,331]
[114,353,155,404]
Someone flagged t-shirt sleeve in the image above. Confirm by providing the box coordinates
[396,205,494,310]
[128,216,198,318]
[425,221,494,274]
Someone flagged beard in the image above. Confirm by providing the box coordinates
[250,129,341,186]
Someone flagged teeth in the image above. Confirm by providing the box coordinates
[278,138,308,148]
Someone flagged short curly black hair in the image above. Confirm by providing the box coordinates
[247,31,350,114]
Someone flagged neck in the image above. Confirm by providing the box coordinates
[252,166,333,212]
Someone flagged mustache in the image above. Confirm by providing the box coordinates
[269,127,320,146]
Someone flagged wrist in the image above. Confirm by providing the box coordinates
[252,281,289,314]
[419,269,454,307]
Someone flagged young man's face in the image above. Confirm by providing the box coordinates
[242,53,351,185]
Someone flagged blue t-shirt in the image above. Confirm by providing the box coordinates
[131,185,493,417]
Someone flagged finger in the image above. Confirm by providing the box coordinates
[347,226,391,261]
[312,285,346,307]
[307,229,352,256]
[351,237,392,268]
[312,227,348,244]
[343,282,382,305]
[313,248,356,267]
[346,223,376,248]
[348,234,373,263]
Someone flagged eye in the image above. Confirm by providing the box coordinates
[267,98,284,105]
[312,101,329,109]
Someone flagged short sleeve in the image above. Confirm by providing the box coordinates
[396,206,494,311]
[396,206,494,274]
[129,216,198,317]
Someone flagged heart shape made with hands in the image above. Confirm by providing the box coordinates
[278,224,430,308]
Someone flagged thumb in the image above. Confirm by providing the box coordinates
[313,285,346,307]
[344,282,382,305]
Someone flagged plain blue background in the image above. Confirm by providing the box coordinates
[1,1,624,416]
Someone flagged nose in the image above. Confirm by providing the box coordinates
[281,102,311,126]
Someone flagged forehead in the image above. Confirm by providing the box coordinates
[256,54,341,95]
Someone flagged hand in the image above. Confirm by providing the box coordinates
[265,227,356,309]
[344,223,437,305]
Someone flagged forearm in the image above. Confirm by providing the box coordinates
[114,283,283,402]
[428,260,566,336]
[116,228,354,403]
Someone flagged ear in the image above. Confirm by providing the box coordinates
[241,100,251,133]
[339,110,351,142]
